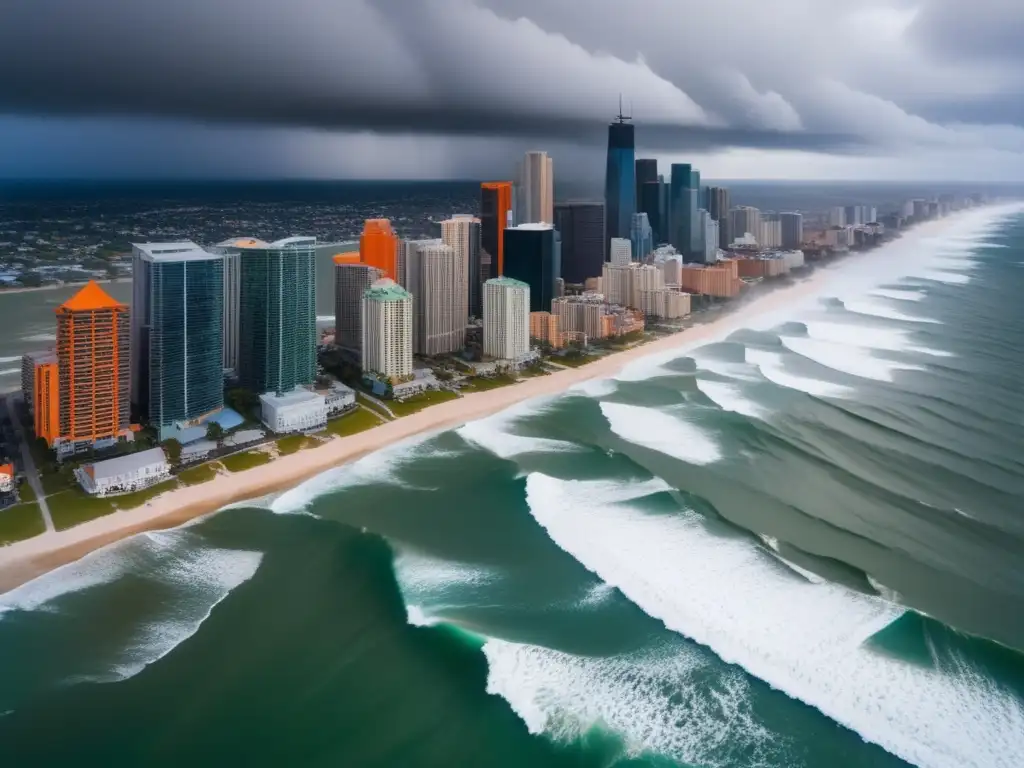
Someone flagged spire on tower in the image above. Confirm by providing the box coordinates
[616,94,632,123]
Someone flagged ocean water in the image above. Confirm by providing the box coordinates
[1,206,1024,767]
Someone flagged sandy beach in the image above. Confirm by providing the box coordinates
[0,214,963,593]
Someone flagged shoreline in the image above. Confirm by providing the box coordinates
[0,277,132,295]
[0,214,976,594]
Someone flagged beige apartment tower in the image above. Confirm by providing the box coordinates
[483,277,530,360]
[516,151,554,225]
[361,279,413,380]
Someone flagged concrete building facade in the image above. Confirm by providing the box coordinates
[361,279,413,380]
[483,277,530,361]
[333,254,384,353]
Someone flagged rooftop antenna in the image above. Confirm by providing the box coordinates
[616,94,632,123]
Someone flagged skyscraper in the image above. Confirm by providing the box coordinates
[55,281,130,454]
[639,181,663,244]
[480,181,513,278]
[669,164,699,259]
[361,279,413,381]
[483,277,530,361]
[553,201,605,284]
[604,110,636,246]
[635,158,658,215]
[706,187,731,249]
[780,212,804,249]
[238,237,317,396]
[630,212,653,261]
[516,151,553,224]
[416,240,464,356]
[360,219,399,281]
[334,253,383,353]
[213,237,268,376]
[130,242,224,436]
[441,215,478,323]
[609,238,632,266]
[729,206,762,245]
[503,223,561,313]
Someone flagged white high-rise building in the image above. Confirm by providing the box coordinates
[516,151,553,224]
[406,240,464,356]
[440,215,477,326]
[361,279,413,380]
[758,217,782,249]
[483,277,530,360]
[609,237,632,266]
[698,210,719,263]
[729,206,762,244]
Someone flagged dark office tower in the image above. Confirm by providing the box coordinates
[780,212,804,249]
[481,181,513,278]
[554,201,605,284]
[670,164,700,258]
[706,186,732,249]
[604,109,636,247]
[503,224,561,313]
[639,181,663,244]
[635,159,658,214]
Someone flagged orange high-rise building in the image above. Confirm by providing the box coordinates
[359,219,398,280]
[55,281,130,449]
[481,182,513,276]
[33,359,60,446]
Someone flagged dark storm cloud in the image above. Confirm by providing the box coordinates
[0,0,1022,158]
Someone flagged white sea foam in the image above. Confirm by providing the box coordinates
[525,474,1024,768]
[393,549,498,600]
[600,402,722,465]
[569,377,618,398]
[804,321,951,357]
[781,337,924,382]
[0,368,20,376]
[484,638,783,766]
[19,333,55,343]
[270,435,440,514]
[692,355,761,382]
[695,379,766,420]
[103,543,262,680]
[406,604,442,627]
[458,405,581,459]
[870,289,926,302]
[842,300,941,324]
[745,349,853,398]
[0,355,21,364]
[920,270,972,285]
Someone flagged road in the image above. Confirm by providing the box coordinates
[3,394,54,532]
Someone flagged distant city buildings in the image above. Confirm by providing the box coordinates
[553,201,605,283]
[503,223,561,313]
[361,278,413,381]
[516,151,553,225]
[130,242,224,439]
[729,206,762,245]
[706,186,731,249]
[780,213,804,249]
[483,276,530,361]
[609,237,632,267]
[630,212,653,261]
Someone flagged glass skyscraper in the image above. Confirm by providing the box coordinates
[553,201,605,283]
[630,212,653,261]
[503,224,561,313]
[670,164,703,261]
[238,237,317,396]
[604,113,636,247]
[130,243,224,435]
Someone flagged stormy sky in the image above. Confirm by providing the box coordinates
[1,0,1022,180]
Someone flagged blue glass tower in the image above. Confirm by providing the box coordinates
[670,164,703,262]
[604,108,636,249]
[630,213,653,261]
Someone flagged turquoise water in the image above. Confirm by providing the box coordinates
[1,207,1023,767]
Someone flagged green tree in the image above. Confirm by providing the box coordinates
[161,438,183,467]
[205,421,225,445]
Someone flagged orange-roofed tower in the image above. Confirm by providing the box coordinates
[359,219,398,280]
[55,281,130,451]
[481,182,513,276]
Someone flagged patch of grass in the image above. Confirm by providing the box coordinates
[0,503,46,545]
[551,353,596,368]
[221,450,272,473]
[40,470,75,495]
[518,366,551,379]
[460,375,517,393]
[356,393,393,421]
[276,434,317,456]
[49,479,181,531]
[323,407,384,438]
[178,463,220,486]
[49,490,115,531]
[388,389,460,417]
[18,482,37,503]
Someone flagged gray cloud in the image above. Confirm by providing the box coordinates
[0,0,1022,163]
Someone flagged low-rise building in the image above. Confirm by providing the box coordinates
[317,380,356,416]
[259,388,328,434]
[76,447,171,497]
[0,464,14,494]
[529,311,562,349]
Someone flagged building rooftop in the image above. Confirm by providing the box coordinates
[259,387,326,407]
[486,276,529,289]
[134,242,222,263]
[216,237,270,249]
[508,222,553,231]
[269,236,316,249]
[364,278,411,302]
[84,447,167,481]
[332,251,361,265]
[58,280,127,312]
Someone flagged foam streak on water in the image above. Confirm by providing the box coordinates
[525,474,1024,768]
[600,402,722,465]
